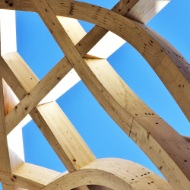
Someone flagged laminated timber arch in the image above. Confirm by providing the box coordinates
[0,0,190,190]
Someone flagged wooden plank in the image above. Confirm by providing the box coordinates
[0,0,170,24]
[57,16,86,45]
[2,80,26,190]
[13,163,61,187]
[0,10,26,190]
[1,0,171,103]
[126,0,170,24]
[0,78,11,173]
[0,0,170,58]
[2,184,17,190]
[42,158,172,190]
[0,163,61,190]
[2,52,39,95]
[39,1,190,121]
[83,58,190,189]
[2,184,26,190]
[0,54,95,175]
[0,10,17,55]
[26,2,180,188]
[4,53,72,134]
[31,101,96,171]
[40,68,80,104]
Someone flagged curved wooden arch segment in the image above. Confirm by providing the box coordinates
[2,1,189,121]
[0,159,172,190]
[0,1,190,190]
[26,0,190,189]
[42,158,172,190]
[9,158,171,190]
[46,1,190,121]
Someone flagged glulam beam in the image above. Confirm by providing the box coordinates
[2,1,190,190]
[0,10,26,190]
[42,159,172,190]
[27,1,190,188]
[42,1,190,122]
[3,52,71,134]
[31,102,96,171]
[0,0,171,101]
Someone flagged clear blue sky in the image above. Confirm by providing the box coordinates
[1,0,190,188]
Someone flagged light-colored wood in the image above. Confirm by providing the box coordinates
[31,101,96,171]
[0,13,26,190]
[126,0,170,23]
[2,184,26,190]
[27,1,190,189]
[42,158,172,190]
[0,10,17,55]
[0,159,171,190]
[0,78,11,173]
[13,163,61,187]
[1,50,95,173]
[0,0,169,24]
[42,1,190,122]
[4,52,71,134]
[40,68,80,104]
[0,0,169,59]
[85,58,190,190]
[1,1,190,190]
[1,80,25,190]
[2,52,39,95]
[57,16,86,45]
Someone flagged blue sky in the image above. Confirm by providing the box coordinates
[1,0,190,188]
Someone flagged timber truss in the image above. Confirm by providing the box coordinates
[0,0,190,190]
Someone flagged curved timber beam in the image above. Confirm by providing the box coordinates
[0,1,188,190]
[3,1,189,121]
[28,1,190,189]
[47,1,190,122]
[42,158,172,190]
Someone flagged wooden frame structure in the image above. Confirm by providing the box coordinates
[0,0,190,189]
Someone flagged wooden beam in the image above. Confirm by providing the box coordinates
[3,52,71,134]
[39,1,190,122]
[26,1,189,188]
[85,58,190,190]
[31,102,96,172]
[0,10,26,190]
[1,80,26,190]
[0,78,11,173]
[1,51,96,173]
[0,10,17,55]
[13,163,61,188]
[126,0,170,23]
[0,0,170,24]
[0,163,60,190]
[0,0,170,59]
[42,158,172,190]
